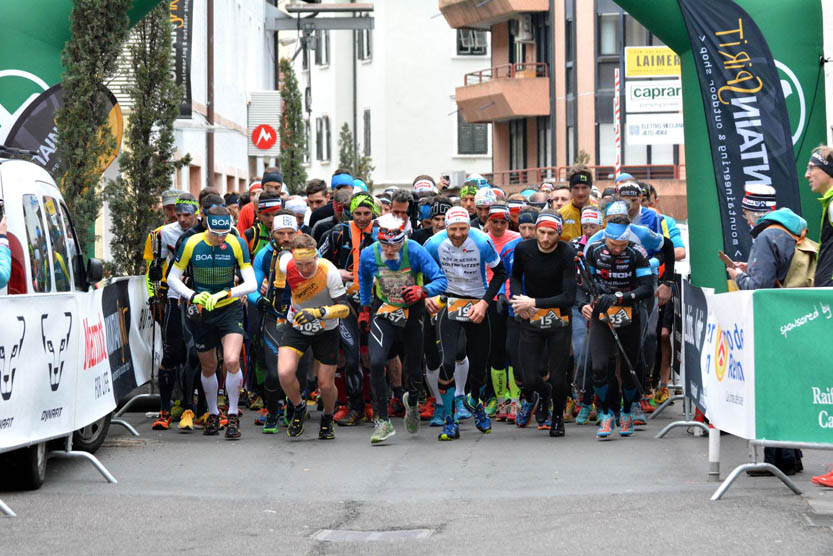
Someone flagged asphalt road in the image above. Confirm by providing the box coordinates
[3,403,833,555]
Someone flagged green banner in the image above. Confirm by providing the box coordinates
[614,0,826,291]
[754,288,833,443]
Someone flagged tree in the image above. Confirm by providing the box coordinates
[104,3,191,276]
[279,58,307,194]
[56,0,131,253]
[337,122,374,186]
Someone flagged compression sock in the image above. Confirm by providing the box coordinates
[440,388,456,420]
[454,358,470,398]
[623,387,638,412]
[226,370,243,416]
[491,367,507,402]
[507,366,521,401]
[201,373,219,415]
[595,384,610,414]
[158,368,176,412]
[393,386,405,401]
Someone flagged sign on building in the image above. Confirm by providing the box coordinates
[625,113,684,145]
[625,46,681,78]
[247,91,282,157]
[625,79,682,113]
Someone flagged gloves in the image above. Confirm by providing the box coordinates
[256,296,272,314]
[295,307,324,325]
[495,294,509,317]
[358,306,371,333]
[594,294,618,317]
[205,290,230,311]
[402,285,427,305]
[191,291,211,307]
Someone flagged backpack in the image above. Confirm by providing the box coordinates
[766,224,818,288]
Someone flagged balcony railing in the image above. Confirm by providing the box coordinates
[485,164,684,188]
[463,62,548,86]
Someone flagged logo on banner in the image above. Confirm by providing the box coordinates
[41,312,72,391]
[714,325,727,382]
[0,317,26,402]
[775,60,805,145]
[252,124,277,150]
[83,314,107,370]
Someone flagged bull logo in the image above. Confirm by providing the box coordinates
[41,312,72,392]
[0,317,26,401]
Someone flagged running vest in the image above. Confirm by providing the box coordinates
[371,242,422,308]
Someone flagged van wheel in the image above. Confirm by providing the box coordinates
[72,413,111,454]
[4,442,48,490]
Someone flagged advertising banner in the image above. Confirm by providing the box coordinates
[170,0,193,118]
[625,79,682,113]
[626,113,685,146]
[624,46,681,78]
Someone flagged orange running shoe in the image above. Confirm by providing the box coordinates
[419,397,436,420]
[152,410,171,430]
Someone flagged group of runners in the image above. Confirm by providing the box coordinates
[143,164,686,444]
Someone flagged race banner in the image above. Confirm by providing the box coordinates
[0,276,159,453]
[170,0,193,117]
[677,0,800,261]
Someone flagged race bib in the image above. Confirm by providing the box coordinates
[601,306,632,328]
[447,297,477,322]
[377,303,408,327]
[529,308,569,329]
[376,268,415,306]
[292,318,324,335]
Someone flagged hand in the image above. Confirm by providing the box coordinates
[467,299,488,324]
[510,294,536,315]
[192,291,212,307]
[656,283,671,306]
[736,262,748,272]
[339,269,353,283]
[295,307,324,325]
[727,267,741,281]
[518,307,535,320]
[205,290,230,311]
[424,296,441,314]
[402,285,427,305]
[581,304,594,320]
[495,294,509,316]
[0,214,6,235]
[256,296,271,314]
[260,278,269,296]
[358,306,371,332]
[594,294,617,317]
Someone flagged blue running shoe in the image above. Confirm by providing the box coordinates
[576,404,592,425]
[596,410,615,439]
[429,402,445,427]
[630,402,647,426]
[472,402,491,434]
[438,416,460,441]
[619,412,634,436]
[454,395,472,420]
[516,392,539,428]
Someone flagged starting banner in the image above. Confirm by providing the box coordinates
[0,276,158,452]
[682,280,833,442]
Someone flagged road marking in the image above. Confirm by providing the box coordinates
[311,529,434,542]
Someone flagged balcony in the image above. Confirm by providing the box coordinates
[439,0,549,29]
[456,62,549,123]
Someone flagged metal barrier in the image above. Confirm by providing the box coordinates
[111,393,160,437]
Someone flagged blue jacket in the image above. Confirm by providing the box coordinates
[358,239,447,307]
[247,243,291,318]
[0,235,10,289]
[735,208,805,290]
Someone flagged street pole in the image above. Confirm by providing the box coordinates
[207,0,214,189]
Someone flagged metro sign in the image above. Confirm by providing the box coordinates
[252,124,277,150]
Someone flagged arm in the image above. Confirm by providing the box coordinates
[167,265,194,300]
[732,231,785,290]
[358,248,375,307]
[247,248,269,305]
[483,260,506,303]
[660,236,675,279]
[230,265,257,298]
[510,244,525,302]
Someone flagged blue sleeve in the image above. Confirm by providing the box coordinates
[247,246,270,305]
[358,246,376,307]
[424,233,442,263]
[478,231,501,267]
[662,216,685,249]
[411,242,447,297]
[0,241,10,289]
[631,225,663,254]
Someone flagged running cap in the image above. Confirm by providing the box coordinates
[162,189,180,206]
[262,171,283,185]
[376,213,406,244]
[518,210,538,225]
[605,200,630,218]
[206,213,233,234]
[492,187,506,200]
[604,222,630,240]
[413,179,437,194]
[742,184,777,212]
[474,187,497,207]
[418,203,432,221]
[430,198,453,218]
[617,182,642,198]
[614,173,635,183]
[258,196,283,214]
[273,213,298,232]
[285,197,307,215]
[332,173,354,190]
[580,206,604,226]
[445,207,470,227]
[488,204,510,221]
[520,189,536,200]
[536,212,563,233]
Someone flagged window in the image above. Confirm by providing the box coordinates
[357,28,372,61]
[457,29,487,55]
[565,0,577,164]
[314,30,330,66]
[457,113,488,155]
[315,117,323,160]
[323,115,331,161]
[302,41,309,70]
[363,110,371,157]
[599,13,619,56]
[509,119,526,171]
[625,15,648,46]
[43,196,71,292]
[537,116,551,169]
[22,194,51,293]
[303,120,311,164]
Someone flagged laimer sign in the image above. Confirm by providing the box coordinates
[625,46,681,78]
[625,80,682,113]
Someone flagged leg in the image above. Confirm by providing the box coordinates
[368,315,397,419]
[262,317,282,414]
[338,315,364,412]
[464,314,491,405]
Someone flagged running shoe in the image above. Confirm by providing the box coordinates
[403,393,419,434]
[619,412,634,437]
[454,396,472,420]
[254,408,268,426]
[438,416,460,441]
[203,413,219,436]
[550,413,565,437]
[576,404,592,425]
[563,397,575,423]
[516,393,539,428]
[308,389,320,403]
[538,409,552,431]
[596,411,615,440]
[288,403,307,438]
[170,400,183,421]
[218,411,228,429]
[365,403,375,422]
[333,405,351,422]
[484,397,498,417]
[225,413,241,440]
[535,397,550,427]
[419,397,436,420]
[429,403,445,427]
[506,401,518,424]
[589,404,598,423]
[631,402,647,426]
[811,470,833,487]
[336,408,365,427]
[195,412,209,429]
[152,410,172,430]
[472,402,492,434]
[262,412,280,434]
[640,397,656,414]
[178,409,195,432]
[218,394,228,412]
[370,418,396,444]
[388,397,406,418]
[654,386,671,405]
[319,414,336,440]
[248,393,264,411]
[495,400,510,422]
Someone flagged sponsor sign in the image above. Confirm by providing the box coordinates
[625,79,682,113]
[625,113,684,145]
[170,0,193,117]
[247,91,282,157]
[625,46,681,78]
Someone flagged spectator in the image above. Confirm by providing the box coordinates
[805,146,833,287]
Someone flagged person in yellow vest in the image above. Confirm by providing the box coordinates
[558,165,595,242]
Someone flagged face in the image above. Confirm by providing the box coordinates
[380,241,403,260]
[475,206,490,223]
[228,204,240,220]
[391,201,409,223]
[379,202,391,215]
[206,230,228,246]
[263,182,282,194]
[351,206,373,229]
[536,226,560,251]
[295,257,318,278]
[295,213,305,227]
[743,209,762,229]
[571,184,590,207]
[550,190,570,210]
[489,218,508,236]
[163,204,177,222]
[805,163,833,194]
[461,195,476,216]
[582,222,602,238]
[421,218,432,229]
[519,223,535,240]
[273,229,296,249]
[447,223,470,247]
[605,237,629,256]
[176,211,197,231]
[431,214,446,234]
[509,212,519,227]
[307,190,329,210]
[259,211,276,231]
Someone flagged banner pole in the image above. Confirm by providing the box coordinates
[614,67,621,179]
[708,424,720,481]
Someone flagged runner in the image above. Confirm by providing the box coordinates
[244,192,282,256]
[459,183,479,227]
[277,234,353,440]
[424,206,506,441]
[510,211,577,437]
[167,206,257,440]
[473,187,496,232]
[558,165,594,242]
[358,213,447,444]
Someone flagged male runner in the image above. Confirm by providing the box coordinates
[559,165,594,242]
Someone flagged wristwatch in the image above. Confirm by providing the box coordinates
[614,291,624,304]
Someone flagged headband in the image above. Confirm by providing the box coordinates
[580,207,604,226]
[604,222,630,240]
[353,178,369,192]
[332,173,354,189]
[350,192,377,215]
[258,197,283,214]
[378,196,391,206]
[249,181,263,193]
[488,204,510,221]
[206,214,233,234]
[508,200,526,214]
[605,200,630,217]
[292,248,317,262]
[175,198,199,214]
[569,172,592,188]
[430,199,452,218]
[518,210,537,225]
[460,185,478,198]
[285,198,307,215]
[413,179,436,193]
[617,183,642,198]
[445,207,470,227]
[809,152,833,178]
[273,214,298,232]
[536,213,563,233]
[539,182,554,192]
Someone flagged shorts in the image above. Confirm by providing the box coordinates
[279,324,340,366]
[191,302,245,352]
